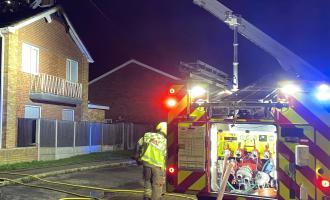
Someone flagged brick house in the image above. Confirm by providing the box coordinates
[89,59,180,124]
[0,6,93,161]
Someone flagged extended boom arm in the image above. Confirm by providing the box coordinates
[193,0,328,81]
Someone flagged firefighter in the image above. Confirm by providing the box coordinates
[136,122,167,200]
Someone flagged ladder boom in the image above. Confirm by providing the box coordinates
[193,0,328,81]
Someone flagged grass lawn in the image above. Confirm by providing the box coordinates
[0,150,134,172]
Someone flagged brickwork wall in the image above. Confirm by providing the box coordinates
[2,13,90,148]
[3,33,19,148]
[0,147,38,164]
[80,58,89,121]
[89,63,177,123]
[87,109,106,122]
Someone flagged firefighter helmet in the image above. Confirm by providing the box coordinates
[156,122,167,135]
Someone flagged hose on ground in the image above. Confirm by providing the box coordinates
[0,177,99,200]
[0,171,196,200]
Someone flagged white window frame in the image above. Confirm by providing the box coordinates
[22,43,39,74]
[66,59,78,83]
[62,109,74,121]
[24,105,41,119]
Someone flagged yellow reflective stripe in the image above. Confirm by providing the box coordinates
[281,108,330,170]
[296,170,315,197]
[279,181,290,200]
[190,107,205,121]
[280,108,306,124]
[280,109,314,142]
[178,170,192,185]
[188,174,205,191]
[315,130,330,156]
[168,95,188,123]
[278,153,291,200]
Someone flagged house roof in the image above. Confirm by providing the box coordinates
[89,59,181,85]
[0,6,94,63]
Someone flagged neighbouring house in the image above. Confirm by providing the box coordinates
[0,6,93,163]
[89,59,181,124]
[87,103,110,122]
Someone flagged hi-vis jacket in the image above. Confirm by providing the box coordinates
[138,132,167,170]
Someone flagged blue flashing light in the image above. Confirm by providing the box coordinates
[315,84,330,101]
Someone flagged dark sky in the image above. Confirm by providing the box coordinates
[59,0,330,87]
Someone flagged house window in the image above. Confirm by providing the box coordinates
[62,109,74,121]
[66,59,78,82]
[24,105,41,119]
[22,43,39,74]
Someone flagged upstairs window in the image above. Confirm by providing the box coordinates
[22,43,39,74]
[66,59,78,83]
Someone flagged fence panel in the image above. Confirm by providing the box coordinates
[57,121,74,147]
[75,121,89,146]
[102,123,123,146]
[115,123,124,146]
[102,124,114,145]
[90,123,102,146]
[17,118,36,147]
[39,119,56,147]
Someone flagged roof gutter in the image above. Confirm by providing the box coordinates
[0,32,4,149]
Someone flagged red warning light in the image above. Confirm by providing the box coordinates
[169,88,175,94]
[166,98,177,108]
[321,180,330,188]
[168,167,175,174]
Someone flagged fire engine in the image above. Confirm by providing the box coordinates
[165,1,330,199]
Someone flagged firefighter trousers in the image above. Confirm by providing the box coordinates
[143,164,164,200]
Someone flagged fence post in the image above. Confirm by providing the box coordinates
[73,121,76,154]
[126,124,130,150]
[101,124,104,152]
[55,120,58,158]
[130,123,134,150]
[89,123,92,153]
[122,123,125,150]
[113,124,116,150]
[36,119,41,161]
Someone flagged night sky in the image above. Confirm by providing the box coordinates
[59,0,330,88]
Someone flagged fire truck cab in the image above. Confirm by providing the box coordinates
[165,80,330,200]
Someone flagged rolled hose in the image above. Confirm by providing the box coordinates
[0,171,196,200]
